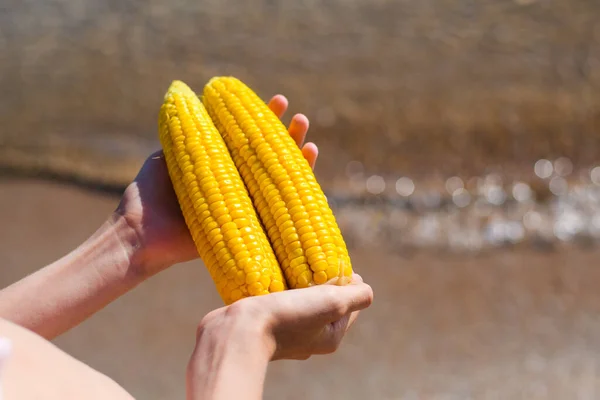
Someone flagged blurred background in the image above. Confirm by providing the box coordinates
[2,0,600,398]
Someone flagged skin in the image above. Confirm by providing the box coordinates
[0,95,373,399]
[187,274,372,400]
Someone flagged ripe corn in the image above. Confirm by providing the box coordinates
[158,80,286,305]
[202,76,352,289]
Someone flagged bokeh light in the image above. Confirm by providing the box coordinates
[395,177,415,197]
[534,159,554,179]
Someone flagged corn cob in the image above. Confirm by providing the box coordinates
[158,80,286,305]
[202,76,352,288]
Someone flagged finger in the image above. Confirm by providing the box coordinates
[317,312,353,355]
[268,95,288,119]
[333,283,373,316]
[330,312,352,341]
[288,113,310,148]
[306,282,374,323]
[325,309,362,354]
[268,281,372,326]
[346,310,361,331]
[302,142,319,170]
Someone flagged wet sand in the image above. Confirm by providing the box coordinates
[3,178,600,399]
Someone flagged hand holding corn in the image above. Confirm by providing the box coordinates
[157,77,353,304]
[188,273,373,399]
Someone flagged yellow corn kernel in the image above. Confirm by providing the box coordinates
[158,80,286,305]
[202,76,353,288]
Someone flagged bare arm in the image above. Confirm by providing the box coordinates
[0,213,145,339]
[0,95,315,340]
[0,317,135,400]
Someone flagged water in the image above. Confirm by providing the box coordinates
[328,159,600,252]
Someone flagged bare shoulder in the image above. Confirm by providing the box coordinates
[0,318,135,400]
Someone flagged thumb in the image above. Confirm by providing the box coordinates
[308,280,374,324]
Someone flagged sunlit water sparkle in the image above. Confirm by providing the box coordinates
[327,159,600,253]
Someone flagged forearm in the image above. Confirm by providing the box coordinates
[0,213,146,339]
[187,313,273,400]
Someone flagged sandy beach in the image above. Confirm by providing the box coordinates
[2,177,600,399]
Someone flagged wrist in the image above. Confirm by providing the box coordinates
[225,302,277,360]
[104,212,150,283]
[187,304,273,400]
[108,210,169,282]
[202,303,275,363]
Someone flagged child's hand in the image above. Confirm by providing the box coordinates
[115,95,318,278]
